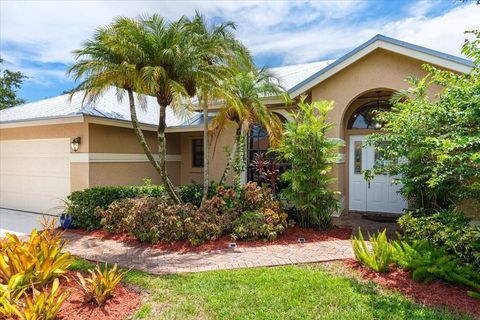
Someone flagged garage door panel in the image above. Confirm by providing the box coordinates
[0,139,70,214]
[1,158,69,177]
[1,174,69,195]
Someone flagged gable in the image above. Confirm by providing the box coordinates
[289,34,473,98]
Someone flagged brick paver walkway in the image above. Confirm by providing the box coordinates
[63,232,354,274]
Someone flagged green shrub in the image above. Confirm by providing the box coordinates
[66,182,166,230]
[183,196,239,246]
[239,182,276,212]
[101,197,189,243]
[98,182,292,245]
[231,208,290,241]
[179,182,218,207]
[100,195,238,246]
[352,228,392,273]
[398,210,480,270]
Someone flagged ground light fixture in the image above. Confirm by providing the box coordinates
[71,137,81,152]
[297,237,305,243]
[228,242,237,249]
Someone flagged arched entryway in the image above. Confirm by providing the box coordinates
[343,89,407,214]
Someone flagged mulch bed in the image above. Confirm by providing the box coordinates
[66,226,352,253]
[56,271,141,320]
[344,259,480,317]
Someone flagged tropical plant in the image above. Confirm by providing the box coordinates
[250,153,280,198]
[366,30,480,211]
[352,228,393,273]
[275,99,343,229]
[187,12,251,206]
[68,15,185,201]
[391,238,480,299]
[71,14,235,204]
[213,59,284,186]
[0,225,72,293]
[16,279,68,320]
[76,263,128,306]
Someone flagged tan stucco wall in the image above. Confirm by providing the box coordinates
[89,162,181,187]
[83,123,182,187]
[71,162,89,191]
[88,123,180,154]
[179,123,236,185]
[310,48,443,139]
[0,122,89,152]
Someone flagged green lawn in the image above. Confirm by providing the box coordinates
[71,259,470,320]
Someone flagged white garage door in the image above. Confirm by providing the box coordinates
[0,139,71,214]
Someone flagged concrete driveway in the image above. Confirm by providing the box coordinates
[0,208,53,237]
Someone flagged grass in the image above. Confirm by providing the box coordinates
[70,259,471,320]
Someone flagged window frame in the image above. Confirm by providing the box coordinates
[191,138,204,168]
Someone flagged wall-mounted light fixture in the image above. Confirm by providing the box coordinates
[71,137,81,152]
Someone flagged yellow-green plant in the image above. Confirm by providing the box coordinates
[352,228,392,272]
[0,289,21,319]
[0,223,72,293]
[13,278,68,320]
[76,263,127,306]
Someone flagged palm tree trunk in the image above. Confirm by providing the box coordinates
[201,96,209,207]
[127,89,166,181]
[219,125,240,185]
[157,99,182,204]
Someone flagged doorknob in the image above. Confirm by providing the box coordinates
[368,182,371,189]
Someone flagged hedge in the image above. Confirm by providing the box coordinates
[66,184,166,230]
[398,210,480,271]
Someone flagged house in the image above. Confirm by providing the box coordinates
[0,35,473,216]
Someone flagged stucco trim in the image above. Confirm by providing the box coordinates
[70,153,182,163]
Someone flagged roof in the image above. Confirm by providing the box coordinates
[288,34,473,97]
[1,34,473,126]
[0,87,198,127]
[270,60,333,91]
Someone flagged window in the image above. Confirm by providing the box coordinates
[348,101,391,129]
[354,141,362,174]
[247,113,289,183]
[192,138,204,168]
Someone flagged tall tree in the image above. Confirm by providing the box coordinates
[212,60,284,185]
[0,57,26,109]
[69,16,184,203]
[187,12,251,206]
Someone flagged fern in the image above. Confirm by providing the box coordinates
[352,228,392,272]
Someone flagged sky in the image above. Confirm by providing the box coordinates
[0,0,479,103]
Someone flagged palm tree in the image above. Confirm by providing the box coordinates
[68,17,174,197]
[212,61,285,185]
[187,12,251,206]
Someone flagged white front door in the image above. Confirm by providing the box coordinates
[348,135,406,214]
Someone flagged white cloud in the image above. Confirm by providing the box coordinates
[0,0,478,84]
[382,4,479,58]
